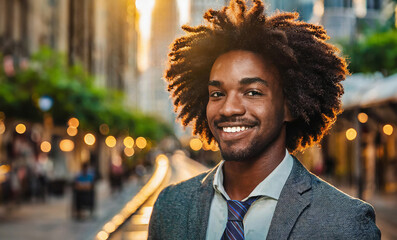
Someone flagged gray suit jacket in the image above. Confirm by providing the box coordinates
[148,158,381,239]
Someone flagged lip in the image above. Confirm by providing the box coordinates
[216,122,256,128]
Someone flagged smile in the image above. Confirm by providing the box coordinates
[222,126,252,133]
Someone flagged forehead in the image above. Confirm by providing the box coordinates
[209,50,280,84]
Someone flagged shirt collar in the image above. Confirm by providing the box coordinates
[213,149,293,201]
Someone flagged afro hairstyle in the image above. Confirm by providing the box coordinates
[165,0,348,152]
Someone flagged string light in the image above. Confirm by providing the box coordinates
[346,128,357,141]
[105,136,117,148]
[15,123,26,134]
[84,133,96,145]
[383,124,393,136]
[40,141,51,153]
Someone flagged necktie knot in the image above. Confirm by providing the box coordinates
[226,196,259,221]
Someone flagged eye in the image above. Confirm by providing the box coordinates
[209,91,224,98]
[246,90,263,96]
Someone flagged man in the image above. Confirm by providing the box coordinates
[148,0,381,239]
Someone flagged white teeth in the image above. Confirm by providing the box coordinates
[222,126,250,133]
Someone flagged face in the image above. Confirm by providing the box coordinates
[206,50,291,162]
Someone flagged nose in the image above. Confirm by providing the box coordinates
[219,94,245,117]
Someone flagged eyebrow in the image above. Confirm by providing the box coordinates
[240,77,269,87]
[208,77,269,87]
[208,80,221,87]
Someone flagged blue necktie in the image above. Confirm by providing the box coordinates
[221,196,260,240]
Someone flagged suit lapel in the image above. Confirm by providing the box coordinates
[267,157,313,240]
[187,166,217,240]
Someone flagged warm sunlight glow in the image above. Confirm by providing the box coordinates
[346,128,357,141]
[105,136,117,148]
[383,124,394,136]
[177,0,191,25]
[136,0,155,72]
[313,0,324,17]
[357,113,368,123]
[60,139,75,152]
[15,123,26,134]
[84,133,96,146]
[40,141,52,153]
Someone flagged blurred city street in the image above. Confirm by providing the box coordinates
[0,177,144,240]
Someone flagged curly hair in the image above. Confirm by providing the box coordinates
[165,0,348,152]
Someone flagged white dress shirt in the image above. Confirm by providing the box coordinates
[205,150,293,240]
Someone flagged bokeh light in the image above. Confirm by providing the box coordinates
[156,154,168,166]
[60,139,75,152]
[136,137,147,149]
[15,123,26,134]
[96,231,109,240]
[190,138,203,151]
[84,133,96,145]
[124,147,135,157]
[99,124,110,135]
[40,141,52,153]
[68,117,79,128]
[357,112,368,123]
[346,128,357,141]
[0,121,5,135]
[103,222,116,234]
[123,136,134,148]
[383,124,393,136]
[67,127,78,136]
[105,136,117,148]
[0,165,10,174]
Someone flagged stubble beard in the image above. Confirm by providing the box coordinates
[217,124,285,162]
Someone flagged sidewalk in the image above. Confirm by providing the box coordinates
[0,177,146,240]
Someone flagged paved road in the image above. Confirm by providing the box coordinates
[0,178,144,240]
[110,152,208,240]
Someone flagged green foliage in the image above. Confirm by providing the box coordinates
[0,47,173,142]
[343,29,397,76]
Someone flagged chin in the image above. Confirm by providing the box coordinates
[220,145,262,162]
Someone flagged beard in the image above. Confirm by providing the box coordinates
[219,138,264,162]
[218,123,285,162]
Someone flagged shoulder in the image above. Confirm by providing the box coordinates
[310,174,370,211]
[148,170,212,239]
[307,174,381,239]
[158,170,210,203]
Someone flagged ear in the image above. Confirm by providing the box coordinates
[283,101,295,122]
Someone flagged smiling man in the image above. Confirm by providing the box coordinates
[148,0,380,239]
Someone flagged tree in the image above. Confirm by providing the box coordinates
[0,47,173,142]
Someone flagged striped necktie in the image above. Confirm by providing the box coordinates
[221,196,260,240]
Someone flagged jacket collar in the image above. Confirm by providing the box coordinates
[186,164,218,240]
[266,156,313,239]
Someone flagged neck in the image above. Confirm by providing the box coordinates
[222,138,287,201]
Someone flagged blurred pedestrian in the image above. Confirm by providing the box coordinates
[72,162,95,219]
[149,0,380,239]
